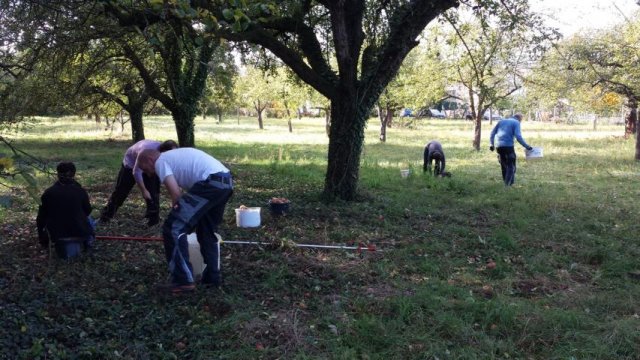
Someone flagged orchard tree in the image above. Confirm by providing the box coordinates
[70,39,153,141]
[0,0,97,123]
[199,42,238,123]
[101,1,245,146]
[0,1,157,141]
[236,66,277,129]
[271,67,311,132]
[208,0,464,199]
[97,0,542,200]
[535,22,640,137]
[527,18,640,159]
[377,41,448,142]
[440,3,558,150]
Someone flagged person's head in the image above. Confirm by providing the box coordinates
[56,161,76,181]
[158,140,178,152]
[134,149,161,175]
[513,113,523,122]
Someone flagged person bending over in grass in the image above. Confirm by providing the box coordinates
[489,113,533,186]
[100,139,178,227]
[423,140,449,177]
[36,162,95,259]
[135,147,234,294]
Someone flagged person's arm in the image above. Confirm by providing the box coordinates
[132,166,151,200]
[36,195,49,247]
[440,153,446,174]
[423,144,431,173]
[163,175,182,207]
[489,123,499,149]
[81,188,92,216]
[514,122,532,149]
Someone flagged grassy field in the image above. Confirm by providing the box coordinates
[1,115,639,359]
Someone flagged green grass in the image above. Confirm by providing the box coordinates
[1,115,639,359]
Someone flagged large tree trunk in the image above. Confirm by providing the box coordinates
[122,85,149,142]
[130,107,145,142]
[473,115,482,151]
[323,98,367,200]
[172,107,197,147]
[377,103,385,142]
[255,100,265,130]
[378,103,392,142]
[285,104,293,133]
[257,111,264,130]
[324,106,331,137]
[633,106,640,160]
[625,98,637,138]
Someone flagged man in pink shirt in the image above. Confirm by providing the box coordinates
[100,139,177,226]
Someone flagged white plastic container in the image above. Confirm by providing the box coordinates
[235,207,261,228]
[400,169,410,178]
[187,233,205,279]
[525,147,543,160]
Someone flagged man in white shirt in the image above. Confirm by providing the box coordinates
[135,147,233,293]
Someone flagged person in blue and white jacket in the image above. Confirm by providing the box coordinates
[489,114,533,186]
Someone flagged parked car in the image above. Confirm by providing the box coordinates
[482,112,501,121]
[401,108,414,117]
[417,108,445,119]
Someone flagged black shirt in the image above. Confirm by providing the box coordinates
[36,179,93,244]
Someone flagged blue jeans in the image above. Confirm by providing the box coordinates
[497,147,517,186]
[162,173,233,285]
[54,216,96,259]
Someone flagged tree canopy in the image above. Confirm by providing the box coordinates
[2,0,603,199]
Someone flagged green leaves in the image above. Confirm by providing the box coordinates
[222,8,250,32]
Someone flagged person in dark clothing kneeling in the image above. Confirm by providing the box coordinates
[36,162,95,259]
[423,140,450,177]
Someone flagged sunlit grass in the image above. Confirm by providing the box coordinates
[2,114,640,359]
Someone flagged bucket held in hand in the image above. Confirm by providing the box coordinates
[525,147,543,159]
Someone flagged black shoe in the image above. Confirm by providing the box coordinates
[201,281,222,289]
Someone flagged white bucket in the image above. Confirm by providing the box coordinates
[235,207,261,228]
[186,232,223,280]
[400,169,410,178]
[187,233,205,279]
[525,147,543,160]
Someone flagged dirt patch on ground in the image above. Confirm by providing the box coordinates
[236,308,310,354]
[511,277,569,298]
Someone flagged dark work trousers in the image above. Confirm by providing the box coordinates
[101,164,160,221]
[162,173,233,286]
[497,146,517,186]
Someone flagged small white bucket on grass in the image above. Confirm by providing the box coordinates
[525,147,543,160]
[400,169,410,178]
[235,207,261,228]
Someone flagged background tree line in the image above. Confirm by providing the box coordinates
[1,0,638,200]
